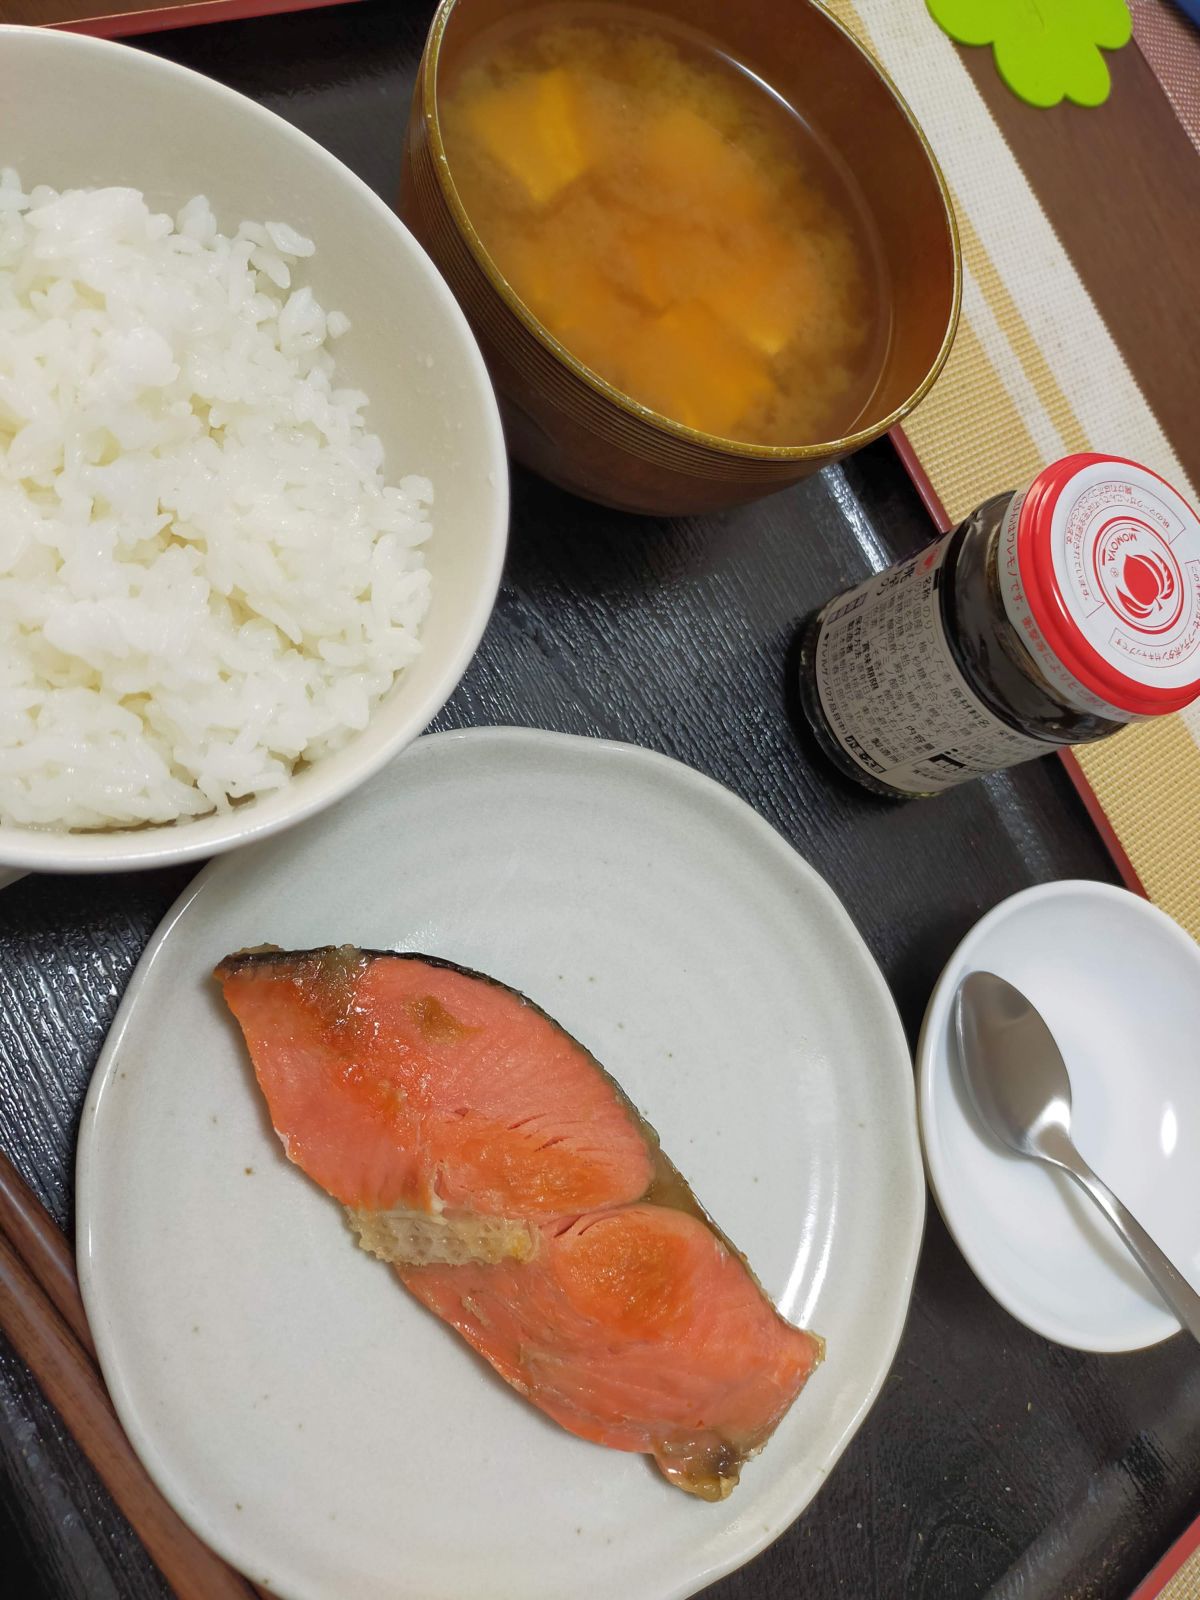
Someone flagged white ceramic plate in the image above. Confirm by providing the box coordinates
[919,880,1200,1353]
[78,727,923,1600]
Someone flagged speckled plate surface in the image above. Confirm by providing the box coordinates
[77,727,922,1600]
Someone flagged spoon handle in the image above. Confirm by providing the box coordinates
[1053,1140,1200,1343]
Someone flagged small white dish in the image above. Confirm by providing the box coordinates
[0,26,506,876]
[78,726,923,1600]
[919,880,1200,1352]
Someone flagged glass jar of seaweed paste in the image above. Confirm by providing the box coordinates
[797,454,1200,797]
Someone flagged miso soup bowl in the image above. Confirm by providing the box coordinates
[403,0,961,517]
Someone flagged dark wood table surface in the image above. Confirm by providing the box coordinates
[3,4,1199,1597]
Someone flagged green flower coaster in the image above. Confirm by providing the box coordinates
[927,0,1133,107]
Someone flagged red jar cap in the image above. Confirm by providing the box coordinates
[1003,454,1200,719]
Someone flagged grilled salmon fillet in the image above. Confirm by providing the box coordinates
[216,947,821,1499]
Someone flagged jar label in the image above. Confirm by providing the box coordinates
[1000,463,1200,715]
[813,533,1053,795]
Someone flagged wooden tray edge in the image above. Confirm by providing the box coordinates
[45,0,358,40]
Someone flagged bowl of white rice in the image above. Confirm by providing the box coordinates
[0,25,508,876]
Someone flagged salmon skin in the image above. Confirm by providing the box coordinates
[216,946,822,1500]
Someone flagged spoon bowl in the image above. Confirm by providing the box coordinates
[954,971,1075,1160]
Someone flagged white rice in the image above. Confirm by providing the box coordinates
[0,171,433,831]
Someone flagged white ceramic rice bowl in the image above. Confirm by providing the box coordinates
[0,25,508,874]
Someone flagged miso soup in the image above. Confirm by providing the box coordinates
[440,3,892,447]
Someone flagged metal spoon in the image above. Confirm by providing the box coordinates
[954,970,1200,1343]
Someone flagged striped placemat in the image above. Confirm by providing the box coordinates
[1131,1514,1200,1599]
[1138,1550,1200,1600]
[825,0,1200,943]
[1130,0,1200,153]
